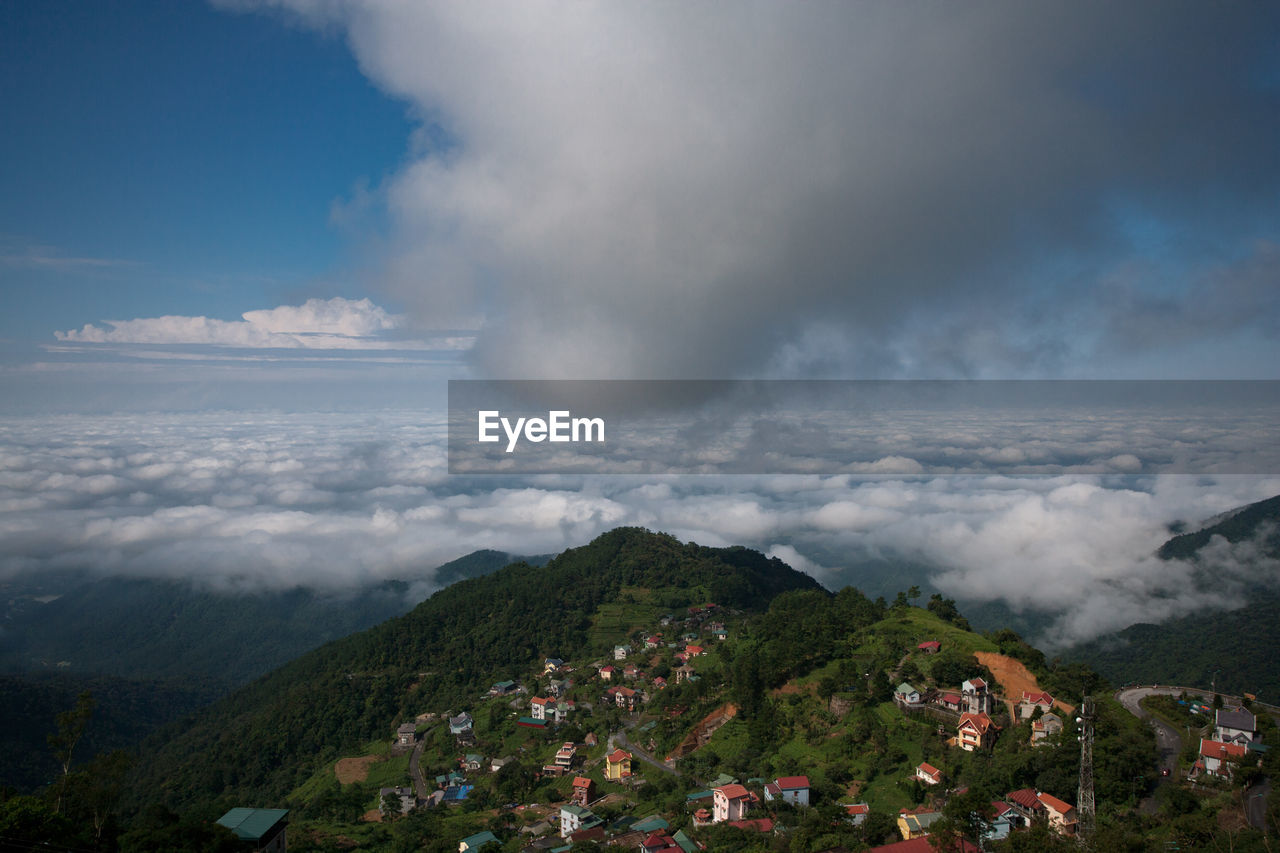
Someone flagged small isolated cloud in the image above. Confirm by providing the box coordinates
[54,297,462,351]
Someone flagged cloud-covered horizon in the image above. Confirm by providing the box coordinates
[3,412,1277,647]
[54,296,472,352]
[228,1,1280,380]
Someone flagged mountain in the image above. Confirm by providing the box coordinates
[126,528,822,812]
[0,549,544,688]
[1069,493,1280,696]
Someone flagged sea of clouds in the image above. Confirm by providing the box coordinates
[2,411,1277,648]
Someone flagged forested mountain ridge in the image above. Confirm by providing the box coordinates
[126,528,822,813]
[1070,493,1280,696]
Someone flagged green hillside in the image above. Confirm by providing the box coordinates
[1070,493,1280,696]
[125,528,822,812]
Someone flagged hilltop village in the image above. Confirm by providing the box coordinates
[235,592,1274,852]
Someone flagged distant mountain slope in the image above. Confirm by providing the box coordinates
[0,672,219,792]
[1069,493,1280,696]
[0,549,540,687]
[127,528,821,811]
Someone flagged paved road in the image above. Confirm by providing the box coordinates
[409,738,429,800]
[1116,687,1194,813]
[1246,777,1271,831]
[610,727,681,777]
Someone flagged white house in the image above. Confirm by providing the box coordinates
[712,784,752,823]
[1214,708,1257,745]
[763,776,809,806]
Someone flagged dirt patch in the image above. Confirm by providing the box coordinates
[361,809,382,823]
[973,651,1076,717]
[771,679,815,697]
[669,704,738,759]
[335,755,380,784]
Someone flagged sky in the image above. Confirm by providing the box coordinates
[2,2,1279,648]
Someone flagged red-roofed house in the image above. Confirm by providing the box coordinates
[571,776,594,806]
[599,665,617,681]
[605,749,632,781]
[917,640,941,654]
[713,784,751,822]
[1018,690,1055,719]
[1005,788,1045,822]
[728,818,774,833]
[844,802,870,826]
[1037,792,1078,837]
[762,775,810,806]
[915,762,942,786]
[530,696,552,720]
[685,645,705,657]
[939,692,962,713]
[1200,738,1250,778]
[958,712,997,751]
[641,833,681,853]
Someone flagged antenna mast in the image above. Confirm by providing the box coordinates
[1077,694,1096,842]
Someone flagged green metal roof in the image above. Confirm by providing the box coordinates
[459,830,500,850]
[673,829,699,853]
[631,815,670,832]
[215,808,289,841]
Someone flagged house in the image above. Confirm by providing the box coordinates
[215,808,289,852]
[938,692,962,713]
[517,715,546,728]
[571,776,594,806]
[490,756,513,773]
[531,696,553,720]
[712,784,752,822]
[870,836,980,852]
[727,818,774,833]
[560,804,602,838]
[606,684,641,711]
[544,657,564,673]
[1031,712,1063,745]
[641,833,682,853]
[599,665,617,681]
[554,742,576,771]
[1037,792,1078,837]
[584,731,598,747]
[1018,691,1055,719]
[1005,788,1046,824]
[489,680,518,696]
[632,816,671,834]
[396,722,417,746]
[896,806,942,839]
[675,664,696,684]
[379,786,416,815]
[646,635,662,649]
[462,753,483,772]
[671,828,700,853]
[915,762,942,786]
[763,775,810,806]
[449,712,473,735]
[458,830,501,852]
[547,678,570,697]
[685,645,705,657]
[894,682,923,709]
[623,663,641,679]
[961,678,994,714]
[917,640,941,654]
[555,700,573,722]
[844,802,870,826]
[614,645,630,660]
[986,801,1017,840]
[605,748,633,780]
[1215,708,1257,744]
[957,713,997,751]
[1200,738,1250,778]
[652,676,668,690]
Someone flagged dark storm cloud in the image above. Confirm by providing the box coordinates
[239,1,1280,378]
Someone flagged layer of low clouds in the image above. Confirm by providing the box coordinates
[231,1,1280,379]
[3,412,1277,646]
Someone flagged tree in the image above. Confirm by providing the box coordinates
[46,690,94,814]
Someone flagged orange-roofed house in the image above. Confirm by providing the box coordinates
[605,748,633,781]
[917,640,941,654]
[1200,738,1250,778]
[571,776,594,806]
[712,784,751,823]
[915,762,942,786]
[530,696,553,721]
[1037,792,1078,837]
[957,712,997,751]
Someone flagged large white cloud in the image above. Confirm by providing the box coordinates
[227,1,1280,379]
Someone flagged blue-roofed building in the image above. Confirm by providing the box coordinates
[215,808,289,852]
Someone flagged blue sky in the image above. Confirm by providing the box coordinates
[1,0,409,338]
[2,2,1279,415]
